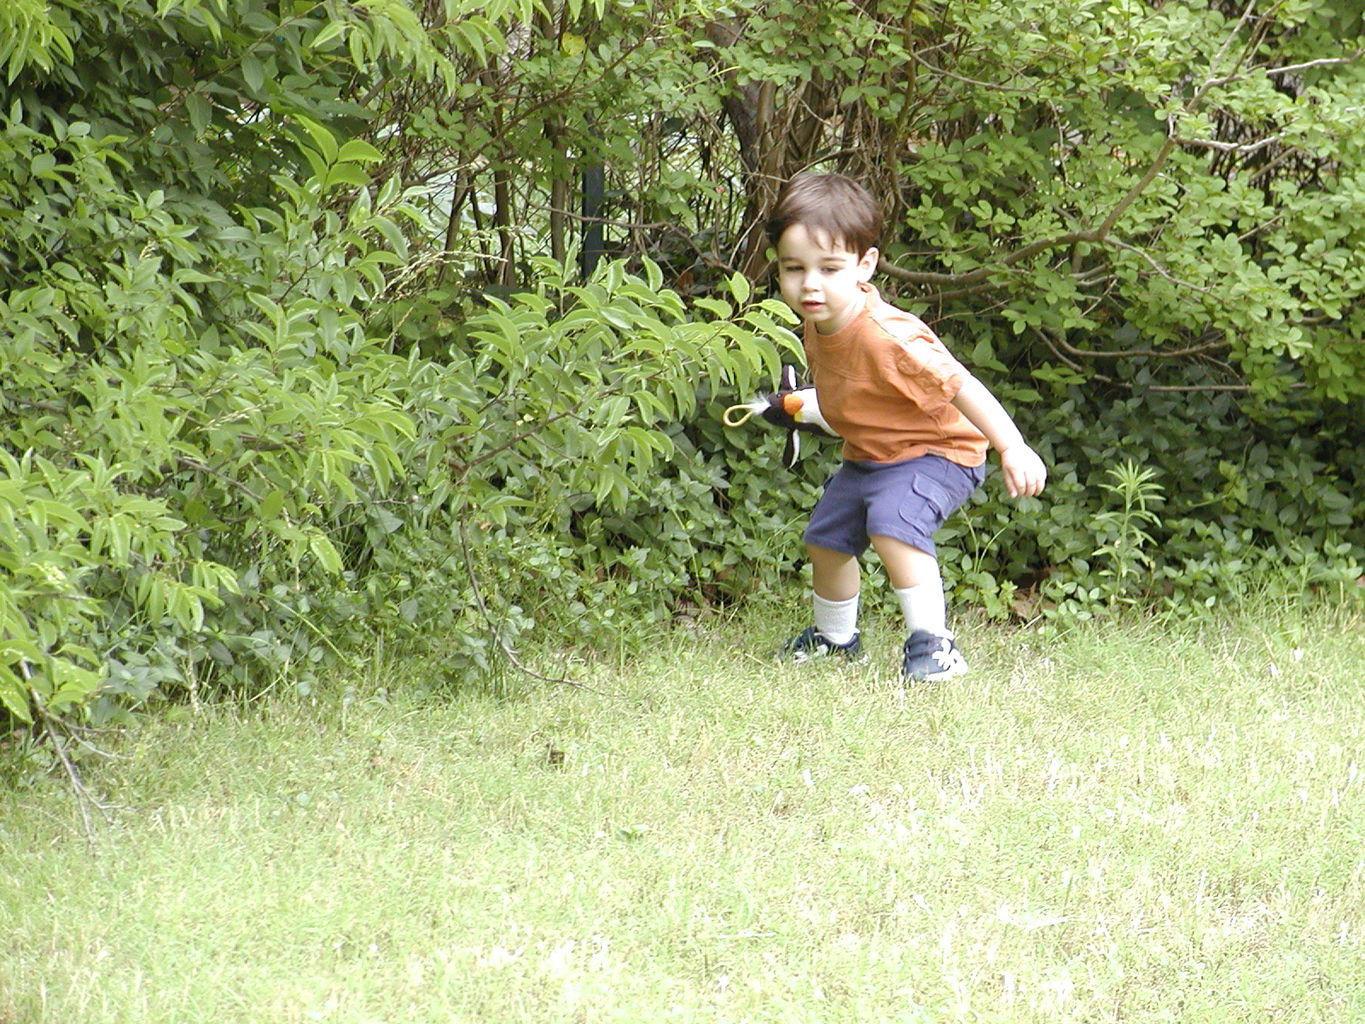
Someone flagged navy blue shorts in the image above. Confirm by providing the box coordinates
[803,454,986,558]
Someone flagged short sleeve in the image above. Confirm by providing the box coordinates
[890,335,969,411]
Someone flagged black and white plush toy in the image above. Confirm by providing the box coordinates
[723,364,839,468]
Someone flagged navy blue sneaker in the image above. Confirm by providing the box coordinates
[780,626,862,663]
[902,631,968,682]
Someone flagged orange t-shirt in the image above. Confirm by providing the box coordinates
[804,284,988,467]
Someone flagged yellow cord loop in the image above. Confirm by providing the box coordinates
[722,400,766,427]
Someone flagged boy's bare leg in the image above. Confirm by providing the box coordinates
[868,534,939,589]
[807,543,860,601]
[780,543,862,654]
[871,533,949,638]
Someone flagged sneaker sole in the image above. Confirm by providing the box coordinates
[904,662,968,683]
[787,649,868,665]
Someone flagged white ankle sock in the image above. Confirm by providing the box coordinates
[813,592,859,645]
[895,583,947,636]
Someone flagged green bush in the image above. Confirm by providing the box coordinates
[358,259,804,675]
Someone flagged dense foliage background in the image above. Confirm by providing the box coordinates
[2,0,1361,739]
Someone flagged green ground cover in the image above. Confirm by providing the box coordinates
[2,605,1362,1023]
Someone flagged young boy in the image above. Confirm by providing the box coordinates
[767,173,1046,682]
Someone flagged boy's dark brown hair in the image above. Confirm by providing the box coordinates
[765,173,882,256]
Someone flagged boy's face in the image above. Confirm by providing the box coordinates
[775,223,878,335]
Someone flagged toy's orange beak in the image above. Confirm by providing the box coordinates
[781,393,804,418]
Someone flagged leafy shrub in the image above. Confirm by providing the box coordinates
[358,259,805,675]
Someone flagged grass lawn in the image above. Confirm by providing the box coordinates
[2,604,1362,1023]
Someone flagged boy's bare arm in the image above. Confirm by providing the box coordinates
[951,375,1047,498]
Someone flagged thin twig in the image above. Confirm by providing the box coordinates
[176,456,265,502]
[1146,382,1305,392]
[1033,327,1101,379]
[1047,327,1228,361]
[24,667,110,845]
[1176,131,1296,156]
[1264,51,1365,77]
[448,401,591,476]
[1104,239,1218,298]
[455,516,608,696]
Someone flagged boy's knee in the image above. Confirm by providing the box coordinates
[806,542,855,567]
[868,533,932,557]
[869,533,940,588]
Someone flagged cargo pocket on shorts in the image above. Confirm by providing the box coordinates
[898,474,953,533]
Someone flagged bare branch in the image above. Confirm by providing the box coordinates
[1265,51,1365,77]
[1033,327,1099,378]
[912,57,1036,92]
[878,228,1097,287]
[455,515,608,695]
[1176,130,1296,156]
[1105,239,1216,296]
[1096,133,1177,240]
[1146,382,1305,392]
[24,666,112,846]
[1046,326,1229,361]
[175,457,265,503]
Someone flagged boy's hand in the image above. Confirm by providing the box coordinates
[998,444,1047,498]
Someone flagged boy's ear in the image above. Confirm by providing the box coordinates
[857,246,880,280]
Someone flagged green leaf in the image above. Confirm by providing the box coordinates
[185,92,211,133]
[308,532,344,574]
[0,667,32,722]
[728,271,751,306]
[336,138,383,164]
[325,163,371,188]
[295,115,338,164]
[259,490,287,519]
[241,52,265,93]
[310,19,347,49]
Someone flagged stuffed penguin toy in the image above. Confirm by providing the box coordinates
[724,364,839,468]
